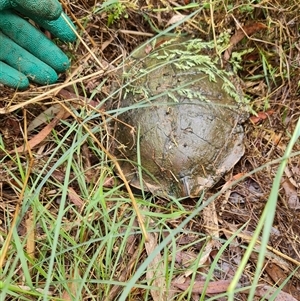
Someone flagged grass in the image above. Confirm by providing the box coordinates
[1,0,300,300]
[1,105,299,300]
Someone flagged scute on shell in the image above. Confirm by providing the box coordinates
[114,36,247,198]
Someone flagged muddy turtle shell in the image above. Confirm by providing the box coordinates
[114,37,246,198]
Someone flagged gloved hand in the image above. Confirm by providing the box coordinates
[0,0,77,89]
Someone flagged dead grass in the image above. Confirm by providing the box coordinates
[0,0,300,300]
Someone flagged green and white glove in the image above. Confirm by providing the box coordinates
[0,0,76,89]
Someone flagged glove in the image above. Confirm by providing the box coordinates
[0,0,77,89]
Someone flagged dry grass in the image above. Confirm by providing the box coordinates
[0,0,300,300]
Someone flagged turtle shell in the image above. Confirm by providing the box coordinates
[114,37,247,198]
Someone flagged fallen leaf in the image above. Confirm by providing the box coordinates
[103,177,115,188]
[264,263,300,300]
[51,170,67,183]
[25,212,35,263]
[284,167,299,188]
[10,107,69,154]
[68,187,84,209]
[174,250,198,267]
[174,242,213,278]
[282,179,300,209]
[61,270,80,301]
[221,172,246,193]
[145,230,174,301]
[17,285,53,296]
[241,22,268,36]
[166,14,187,27]
[27,104,61,132]
[224,22,267,61]
[203,198,219,239]
[103,221,140,301]
[174,279,232,294]
[271,132,282,145]
[255,285,298,301]
[27,89,97,133]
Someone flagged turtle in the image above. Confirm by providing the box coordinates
[113,36,248,198]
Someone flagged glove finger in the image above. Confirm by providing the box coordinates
[10,0,62,20]
[0,61,29,89]
[0,0,11,10]
[0,32,58,85]
[0,10,71,72]
[28,12,77,43]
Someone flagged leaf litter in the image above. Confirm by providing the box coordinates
[0,0,300,300]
